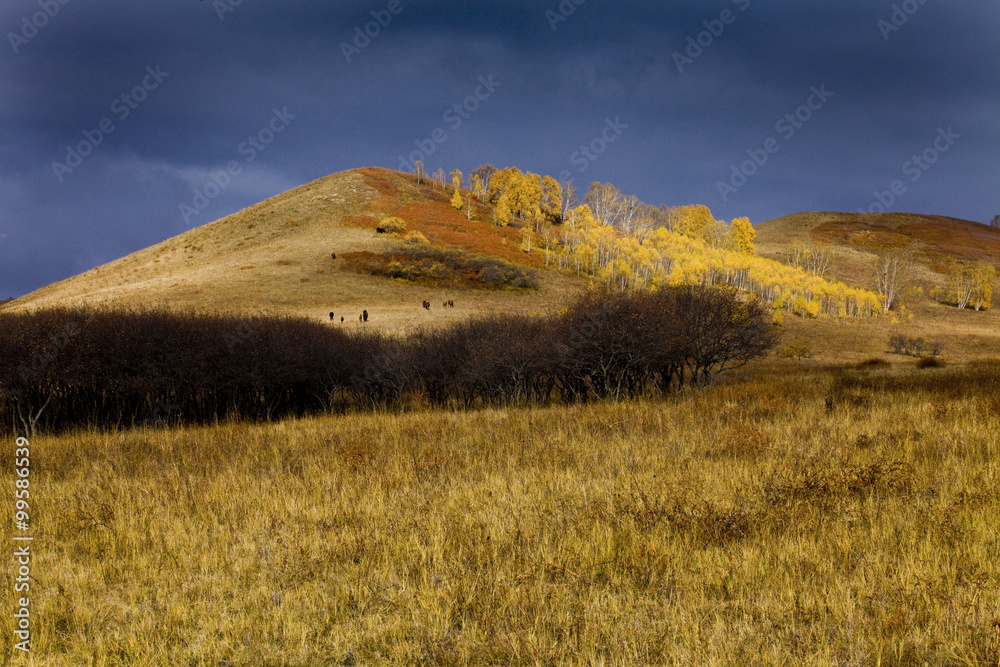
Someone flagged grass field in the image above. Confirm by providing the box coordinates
[3,360,999,665]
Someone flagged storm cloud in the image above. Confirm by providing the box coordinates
[1,0,997,297]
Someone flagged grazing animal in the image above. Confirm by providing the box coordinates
[423,300,431,310]
[359,313,363,322]
[340,316,344,323]
[376,227,386,234]
[331,252,337,260]
[329,312,335,321]
[448,300,454,307]
[442,301,448,307]
[363,310,368,322]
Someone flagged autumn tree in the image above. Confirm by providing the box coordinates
[728,217,755,254]
[948,260,995,310]
[789,240,832,279]
[470,174,484,199]
[990,215,1000,228]
[509,172,542,225]
[702,221,731,250]
[414,160,426,184]
[432,167,446,189]
[541,175,562,226]
[493,193,512,226]
[471,164,497,193]
[672,205,716,239]
[873,247,910,313]
[584,182,624,227]
[560,181,579,220]
[449,170,464,210]
[487,167,519,204]
[520,227,533,253]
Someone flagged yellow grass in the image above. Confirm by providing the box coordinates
[3,361,1000,665]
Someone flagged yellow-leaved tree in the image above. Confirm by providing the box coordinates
[450,170,464,210]
[949,260,995,310]
[493,193,512,226]
[729,217,755,254]
[672,205,715,239]
[541,175,562,225]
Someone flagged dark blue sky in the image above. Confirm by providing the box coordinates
[1,0,998,298]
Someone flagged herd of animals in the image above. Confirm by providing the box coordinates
[327,301,454,324]
[325,245,454,324]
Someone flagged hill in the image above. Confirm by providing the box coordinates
[1,167,585,331]
[4,172,999,361]
[755,211,1000,360]
[756,211,1000,281]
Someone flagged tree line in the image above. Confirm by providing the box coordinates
[0,287,776,435]
[414,162,886,318]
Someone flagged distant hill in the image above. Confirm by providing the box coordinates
[1,167,585,331]
[756,211,1000,281]
[755,211,1000,360]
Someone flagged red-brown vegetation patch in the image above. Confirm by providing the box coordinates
[899,222,1000,265]
[357,169,406,213]
[394,201,546,268]
[813,217,1000,268]
[338,251,380,271]
[813,221,910,248]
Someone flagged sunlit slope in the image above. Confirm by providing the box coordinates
[756,211,1000,285]
[755,211,1000,361]
[3,167,585,331]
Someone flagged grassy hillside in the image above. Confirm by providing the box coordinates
[2,167,585,332]
[4,362,999,664]
[755,212,1000,362]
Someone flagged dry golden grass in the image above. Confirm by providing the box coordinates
[3,361,999,665]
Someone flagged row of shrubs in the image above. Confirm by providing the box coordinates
[888,334,944,358]
[368,241,539,289]
[0,287,777,435]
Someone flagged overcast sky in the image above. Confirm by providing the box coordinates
[1,1,997,298]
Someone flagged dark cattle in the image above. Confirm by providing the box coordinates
[423,301,431,310]
[331,253,337,260]
[442,301,448,308]
[329,312,335,321]
[359,313,363,322]
[363,310,368,322]
[340,316,344,323]
[376,227,387,234]
[448,300,454,307]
